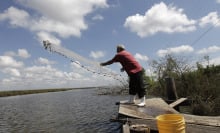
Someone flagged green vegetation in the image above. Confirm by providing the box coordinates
[145,55,220,116]
[0,88,75,97]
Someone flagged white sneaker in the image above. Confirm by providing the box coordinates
[128,95,135,103]
[133,94,138,103]
[122,95,136,104]
[120,95,139,104]
[137,96,145,107]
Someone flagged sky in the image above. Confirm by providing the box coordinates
[0,0,220,90]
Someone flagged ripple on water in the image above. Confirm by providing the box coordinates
[0,89,126,133]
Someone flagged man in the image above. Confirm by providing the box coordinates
[100,45,146,106]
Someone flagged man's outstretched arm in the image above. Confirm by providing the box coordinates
[100,60,114,66]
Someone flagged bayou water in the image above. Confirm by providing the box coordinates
[0,88,128,133]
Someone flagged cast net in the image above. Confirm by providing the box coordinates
[43,40,127,88]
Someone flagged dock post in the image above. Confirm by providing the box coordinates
[165,77,178,100]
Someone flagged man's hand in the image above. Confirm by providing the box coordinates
[100,63,105,66]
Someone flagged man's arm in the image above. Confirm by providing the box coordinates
[100,60,114,66]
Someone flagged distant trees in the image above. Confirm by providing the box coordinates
[147,54,220,116]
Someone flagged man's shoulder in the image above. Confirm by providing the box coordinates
[118,50,130,55]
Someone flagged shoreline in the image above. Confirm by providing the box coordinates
[0,87,96,97]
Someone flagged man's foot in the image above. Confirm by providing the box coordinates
[120,95,138,104]
[137,96,145,107]
[137,102,145,107]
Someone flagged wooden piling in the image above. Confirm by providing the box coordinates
[165,77,178,100]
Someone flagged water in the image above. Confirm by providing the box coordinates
[0,88,128,133]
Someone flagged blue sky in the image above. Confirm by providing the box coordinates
[1,0,220,90]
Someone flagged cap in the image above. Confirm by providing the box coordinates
[117,44,125,50]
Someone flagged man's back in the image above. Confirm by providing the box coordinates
[112,50,142,75]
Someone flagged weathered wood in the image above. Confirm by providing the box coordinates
[169,97,188,108]
[165,77,178,100]
[184,114,220,127]
[117,117,220,133]
[186,123,220,133]
[117,98,220,133]
[119,98,178,119]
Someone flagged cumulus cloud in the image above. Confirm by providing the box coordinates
[199,12,220,27]
[0,49,115,90]
[0,56,24,68]
[0,6,30,27]
[35,57,56,65]
[197,45,220,54]
[18,49,31,58]
[3,68,21,77]
[124,2,196,37]
[134,53,149,61]
[64,72,82,79]
[0,0,109,44]
[4,49,30,59]
[1,64,84,90]
[210,56,220,65]
[157,45,194,57]
[89,51,105,59]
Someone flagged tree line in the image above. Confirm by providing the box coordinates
[144,55,220,116]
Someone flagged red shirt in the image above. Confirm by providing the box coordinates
[110,50,142,75]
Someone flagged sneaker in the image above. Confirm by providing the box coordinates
[120,95,136,104]
[137,96,145,107]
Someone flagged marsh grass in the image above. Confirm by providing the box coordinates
[0,88,75,97]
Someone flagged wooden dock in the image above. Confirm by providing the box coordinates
[114,98,220,133]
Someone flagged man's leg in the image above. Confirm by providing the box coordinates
[136,70,146,106]
[127,75,138,103]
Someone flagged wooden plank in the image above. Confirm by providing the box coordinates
[186,123,220,133]
[119,98,178,119]
[169,97,187,108]
[184,114,220,127]
[117,97,220,133]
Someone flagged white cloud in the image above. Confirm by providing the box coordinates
[4,49,30,59]
[199,12,220,27]
[3,68,21,77]
[18,49,31,58]
[0,56,24,68]
[157,45,194,57]
[89,51,105,59]
[197,45,220,54]
[64,72,82,79]
[0,62,113,90]
[134,53,149,61]
[217,0,220,4]
[92,14,104,21]
[0,48,119,90]
[210,56,220,65]
[124,2,196,37]
[0,6,30,27]
[0,0,109,44]
[35,57,56,65]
